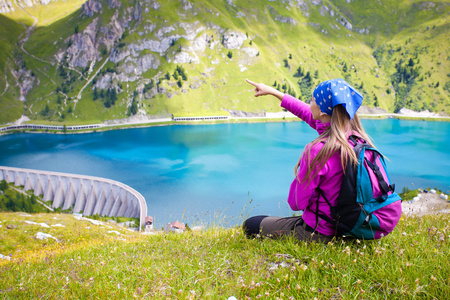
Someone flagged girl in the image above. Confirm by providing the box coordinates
[243,78,396,243]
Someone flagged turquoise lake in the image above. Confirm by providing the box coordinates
[0,119,449,228]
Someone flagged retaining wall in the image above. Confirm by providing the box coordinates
[0,166,147,230]
[0,124,102,132]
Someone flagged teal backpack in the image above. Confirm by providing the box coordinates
[318,135,402,239]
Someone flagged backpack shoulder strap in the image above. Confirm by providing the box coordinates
[314,188,338,233]
[364,152,395,202]
[348,135,370,156]
[350,134,395,202]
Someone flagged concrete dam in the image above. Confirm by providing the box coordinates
[0,166,147,230]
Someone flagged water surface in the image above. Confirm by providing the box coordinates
[0,119,448,227]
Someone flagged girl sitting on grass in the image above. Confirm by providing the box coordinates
[243,78,400,243]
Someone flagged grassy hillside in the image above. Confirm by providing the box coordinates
[0,211,449,299]
[0,14,25,123]
[0,0,449,124]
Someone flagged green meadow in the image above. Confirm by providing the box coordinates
[0,209,449,299]
[0,182,449,299]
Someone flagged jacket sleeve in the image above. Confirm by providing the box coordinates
[280,94,329,135]
[280,94,316,129]
[287,143,328,211]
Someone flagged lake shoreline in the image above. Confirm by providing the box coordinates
[1,112,450,135]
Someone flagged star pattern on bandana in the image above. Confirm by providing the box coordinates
[313,79,363,119]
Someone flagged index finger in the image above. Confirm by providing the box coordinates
[245,78,257,87]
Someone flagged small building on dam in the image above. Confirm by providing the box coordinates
[0,166,147,230]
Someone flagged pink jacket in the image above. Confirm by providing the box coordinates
[281,94,343,236]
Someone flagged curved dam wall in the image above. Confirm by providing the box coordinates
[0,166,147,230]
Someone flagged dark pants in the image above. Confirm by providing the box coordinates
[243,215,335,244]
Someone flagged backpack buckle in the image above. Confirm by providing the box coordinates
[363,213,372,226]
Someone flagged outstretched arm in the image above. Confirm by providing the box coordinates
[246,79,321,131]
[245,79,284,101]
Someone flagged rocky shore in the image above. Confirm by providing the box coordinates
[402,191,450,217]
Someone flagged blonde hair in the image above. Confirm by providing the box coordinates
[295,105,373,184]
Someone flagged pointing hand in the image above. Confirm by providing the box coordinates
[245,78,284,101]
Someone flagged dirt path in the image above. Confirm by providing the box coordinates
[17,7,55,66]
[1,67,9,97]
[75,57,110,109]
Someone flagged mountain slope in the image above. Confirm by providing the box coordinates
[0,0,449,124]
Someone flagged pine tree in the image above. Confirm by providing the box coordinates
[305,71,312,82]
[110,89,117,104]
[130,100,138,115]
[0,180,8,191]
[294,66,303,78]
[93,88,98,100]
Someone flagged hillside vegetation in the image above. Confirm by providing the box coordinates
[0,0,449,124]
[0,211,449,299]
[0,180,47,213]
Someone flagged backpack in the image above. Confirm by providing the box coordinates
[317,135,402,239]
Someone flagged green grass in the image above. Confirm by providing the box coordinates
[0,14,26,123]
[0,211,449,299]
[1,0,85,27]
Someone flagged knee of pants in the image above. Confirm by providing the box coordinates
[242,215,268,238]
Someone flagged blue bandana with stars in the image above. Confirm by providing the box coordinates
[313,79,363,119]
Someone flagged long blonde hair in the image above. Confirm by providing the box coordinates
[295,105,373,184]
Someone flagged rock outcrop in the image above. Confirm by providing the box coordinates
[10,58,35,102]
[268,6,298,25]
[222,30,247,49]
[398,108,442,118]
[82,0,102,17]
[0,0,55,14]
[225,109,266,118]
[64,18,101,69]
[338,16,352,31]
[357,105,387,115]
[0,0,14,14]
